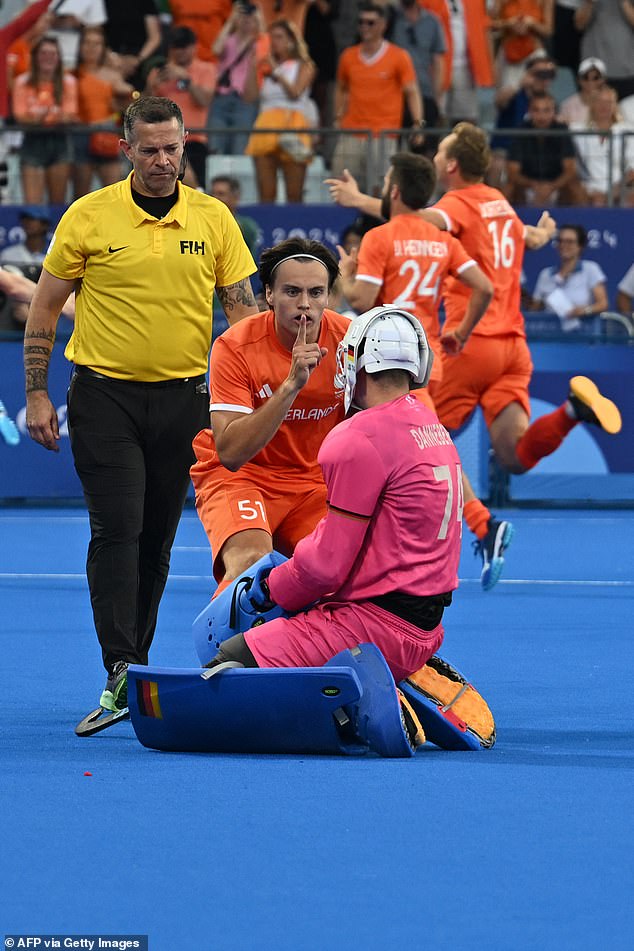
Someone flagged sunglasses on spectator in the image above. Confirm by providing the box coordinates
[359,17,380,26]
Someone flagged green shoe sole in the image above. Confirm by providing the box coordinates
[99,676,128,714]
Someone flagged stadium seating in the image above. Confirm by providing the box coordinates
[206,153,330,204]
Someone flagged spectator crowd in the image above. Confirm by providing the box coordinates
[0,0,632,206]
[0,0,633,333]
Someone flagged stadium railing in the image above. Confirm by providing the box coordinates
[1,125,633,206]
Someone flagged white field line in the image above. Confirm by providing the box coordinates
[0,573,632,587]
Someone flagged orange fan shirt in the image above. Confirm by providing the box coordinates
[152,58,217,143]
[76,70,115,123]
[12,73,78,124]
[433,184,526,337]
[7,38,31,87]
[194,308,349,485]
[169,0,232,62]
[338,42,417,135]
[420,0,494,90]
[355,212,476,379]
[499,1,545,63]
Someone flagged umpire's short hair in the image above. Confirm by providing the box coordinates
[259,238,340,291]
[123,97,184,142]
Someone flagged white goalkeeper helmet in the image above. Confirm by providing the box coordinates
[335,306,433,412]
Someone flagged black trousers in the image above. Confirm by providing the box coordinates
[67,368,210,672]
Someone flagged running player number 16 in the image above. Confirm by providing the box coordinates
[488,219,515,269]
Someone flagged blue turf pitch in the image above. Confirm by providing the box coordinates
[1,508,633,950]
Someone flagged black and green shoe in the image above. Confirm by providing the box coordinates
[76,660,131,737]
[99,661,129,713]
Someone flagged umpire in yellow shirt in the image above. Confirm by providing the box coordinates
[23,97,258,731]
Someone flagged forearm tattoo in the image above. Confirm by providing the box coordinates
[217,277,257,312]
[24,329,55,392]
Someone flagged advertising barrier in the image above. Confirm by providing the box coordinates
[1,204,632,306]
[1,336,631,503]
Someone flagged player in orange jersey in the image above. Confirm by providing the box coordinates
[337,151,493,408]
[191,238,351,595]
[326,123,622,589]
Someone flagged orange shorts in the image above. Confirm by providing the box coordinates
[194,471,328,581]
[433,333,533,432]
[244,107,312,164]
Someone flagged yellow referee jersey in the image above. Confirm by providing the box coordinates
[44,173,256,380]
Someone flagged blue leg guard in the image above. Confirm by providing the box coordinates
[326,645,422,758]
[193,551,290,666]
[128,661,368,755]
[127,645,421,757]
[398,655,496,750]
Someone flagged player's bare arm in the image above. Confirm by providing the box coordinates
[0,267,76,319]
[325,170,450,234]
[324,169,383,217]
[441,264,494,355]
[524,211,557,250]
[337,243,378,313]
[24,271,75,452]
[216,277,259,325]
[0,267,40,305]
[212,317,327,472]
[325,184,466,237]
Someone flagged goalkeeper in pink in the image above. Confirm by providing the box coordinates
[215,306,464,683]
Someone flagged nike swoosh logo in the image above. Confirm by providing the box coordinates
[108,245,128,253]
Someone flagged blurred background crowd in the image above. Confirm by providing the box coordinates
[0,0,632,207]
[0,0,633,335]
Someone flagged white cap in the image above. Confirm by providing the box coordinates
[578,57,607,77]
[524,49,551,70]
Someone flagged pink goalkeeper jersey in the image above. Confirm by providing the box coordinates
[268,394,462,611]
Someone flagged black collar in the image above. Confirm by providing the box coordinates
[131,187,179,220]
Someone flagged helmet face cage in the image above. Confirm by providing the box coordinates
[335,307,433,412]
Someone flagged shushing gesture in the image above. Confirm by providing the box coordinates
[288,315,328,391]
